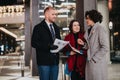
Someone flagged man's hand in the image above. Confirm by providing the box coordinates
[50,45,58,50]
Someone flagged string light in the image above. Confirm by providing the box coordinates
[0,5,24,18]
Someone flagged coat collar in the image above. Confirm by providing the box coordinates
[84,22,100,41]
[42,19,54,40]
[42,19,51,32]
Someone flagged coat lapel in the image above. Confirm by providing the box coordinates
[43,20,53,40]
[88,27,95,39]
[85,23,100,48]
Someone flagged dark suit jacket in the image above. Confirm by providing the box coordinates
[31,19,61,65]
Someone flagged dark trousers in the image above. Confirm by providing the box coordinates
[71,71,85,80]
[71,76,85,80]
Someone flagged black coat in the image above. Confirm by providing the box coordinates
[31,19,61,65]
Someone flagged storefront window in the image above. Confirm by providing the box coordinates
[38,0,76,39]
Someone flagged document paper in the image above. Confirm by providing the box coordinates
[50,38,69,53]
[50,38,81,54]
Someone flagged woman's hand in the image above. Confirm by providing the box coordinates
[70,51,76,55]
[77,38,84,45]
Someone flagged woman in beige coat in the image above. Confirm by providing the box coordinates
[78,10,109,80]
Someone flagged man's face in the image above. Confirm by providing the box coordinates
[45,9,57,23]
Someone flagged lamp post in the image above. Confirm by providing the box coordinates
[109,21,115,60]
[109,21,113,50]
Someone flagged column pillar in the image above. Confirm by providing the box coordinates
[25,0,31,66]
[25,0,40,76]
[97,0,111,64]
[76,0,97,30]
[30,0,40,76]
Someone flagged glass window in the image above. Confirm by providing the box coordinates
[38,0,76,39]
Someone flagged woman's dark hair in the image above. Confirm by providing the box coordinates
[69,20,84,33]
[85,10,103,23]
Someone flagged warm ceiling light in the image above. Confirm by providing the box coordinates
[108,0,112,11]
[23,0,25,3]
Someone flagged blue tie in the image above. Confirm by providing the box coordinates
[49,24,55,40]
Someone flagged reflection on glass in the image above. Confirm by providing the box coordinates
[38,0,76,38]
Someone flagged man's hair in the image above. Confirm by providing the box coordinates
[44,6,55,14]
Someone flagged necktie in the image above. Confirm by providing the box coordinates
[49,24,55,40]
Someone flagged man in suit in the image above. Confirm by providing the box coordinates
[31,6,61,80]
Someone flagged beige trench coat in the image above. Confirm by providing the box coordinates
[84,22,109,80]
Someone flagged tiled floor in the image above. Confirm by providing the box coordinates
[108,63,120,80]
[0,55,38,80]
[0,53,120,80]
